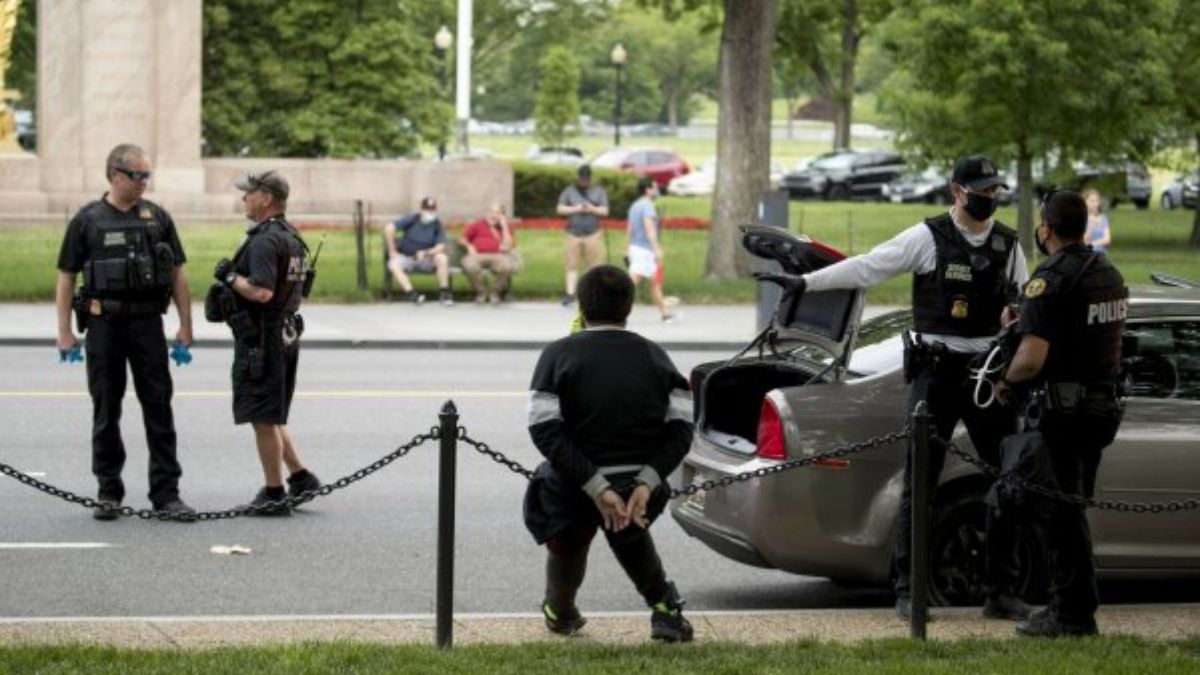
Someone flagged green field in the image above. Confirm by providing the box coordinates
[2,637,1199,675]
[5,201,1196,306]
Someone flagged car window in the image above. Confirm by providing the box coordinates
[1122,321,1200,401]
[810,153,856,170]
[846,311,913,377]
[628,152,651,167]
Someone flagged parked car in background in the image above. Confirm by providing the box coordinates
[881,167,952,204]
[666,157,787,197]
[525,145,584,166]
[1162,170,1199,210]
[672,225,1200,606]
[1071,160,1152,209]
[14,109,35,152]
[590,147,690,191]
[782,149,906,201]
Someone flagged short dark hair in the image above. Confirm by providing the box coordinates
[637,177,655,194]
[577,264,634,326]
[106,143,146,181]
[1041,190,1088,241]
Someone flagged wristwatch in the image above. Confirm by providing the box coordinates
[224,271,237,286]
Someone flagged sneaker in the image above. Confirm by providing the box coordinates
[650,582,694,643]
[1016,608,1098,637]
[439,289,454,306]
[154,499,197,522]
[243,487,292,517]
[93,497,121,521]
[406,291,426,305]
[983,594,1032,621]
[542,601,587,636]
[560,293,576,307]
[286,469,322,499]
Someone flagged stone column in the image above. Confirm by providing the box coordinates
[37,0,202,195]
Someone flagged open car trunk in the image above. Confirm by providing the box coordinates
[693,227,867,454]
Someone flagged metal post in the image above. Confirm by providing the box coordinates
[438,52,449,160]
[436,400,459,648]
[910,400,932,640]
[354,200,367,291]
[614,64,623,147]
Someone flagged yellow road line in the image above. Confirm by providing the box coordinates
[0,390,526,399]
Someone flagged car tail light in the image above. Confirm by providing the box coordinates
[756,398,787,460]
[756,397,851,468]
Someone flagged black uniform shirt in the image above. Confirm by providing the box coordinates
[1018,244,1127,384]
[235,217,306,314]
[57,196,186,272]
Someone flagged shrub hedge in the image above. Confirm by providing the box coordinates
[512,161,641,219]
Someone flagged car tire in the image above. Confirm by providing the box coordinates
[1134,197,1149,210]
[826,184,852,201]
[1161,193,1175,210]
[927,491,1046,607]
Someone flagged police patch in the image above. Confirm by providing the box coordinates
[1025,278,1047,298]
[991,234,1008,252]
[102,232,126,247]
[139,207,153,220]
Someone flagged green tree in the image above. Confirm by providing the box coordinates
[1163,0,1200,247]
[776,0,893,150]
[642,0,778,279]
[6,0,34,114]
[534,46,581,148]
[878,0,1173,253]
[202,0,449,158]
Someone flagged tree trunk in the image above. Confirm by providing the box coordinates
[1192,135,1200,248]
[1016,141,1035,259]
[707,0,779,279]
[832,0,858,150]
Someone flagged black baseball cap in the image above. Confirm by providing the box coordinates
[952,155,1008,191]
[234,170,290,200]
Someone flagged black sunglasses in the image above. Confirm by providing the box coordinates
[116,167,153,181]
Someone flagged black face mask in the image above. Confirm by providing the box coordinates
[963,191,998,221]
[1035,226,1050,256]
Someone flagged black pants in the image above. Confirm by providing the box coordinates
[544,522,670,614]
[1030,407,1118,623]
[893,353,1020,599]
[84,313,181,506]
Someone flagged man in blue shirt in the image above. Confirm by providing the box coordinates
[385,196,453,306]
[626,178,672,322]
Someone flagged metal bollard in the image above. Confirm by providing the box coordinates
[436,400,459,648]
[910,400,932,640]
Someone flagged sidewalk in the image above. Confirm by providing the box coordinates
[0,302,902,351]
[2,606,1198,648]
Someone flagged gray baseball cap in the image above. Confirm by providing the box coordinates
[234,170,290,200]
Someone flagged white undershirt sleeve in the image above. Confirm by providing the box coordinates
[803,223,933,292]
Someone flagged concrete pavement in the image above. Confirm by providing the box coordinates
[0,301,903,351]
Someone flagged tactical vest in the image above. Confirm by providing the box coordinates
[911,214,1018,337]
[233,217,309,316]
[1037,245,1128,385]
[79,200,176,304]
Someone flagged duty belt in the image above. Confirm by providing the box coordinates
[88,298,165,318]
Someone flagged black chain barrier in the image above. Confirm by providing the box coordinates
[937,437,1200,514]
[0,429,440,521]
[458,425,913,498]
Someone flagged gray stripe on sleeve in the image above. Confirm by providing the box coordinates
[527,391,562,426]
[666,389,692,423]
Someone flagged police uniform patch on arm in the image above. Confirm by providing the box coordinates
[1025,278,1047,298]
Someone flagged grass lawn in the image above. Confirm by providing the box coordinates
[4,202,1196,306]
[2,637,1199,674]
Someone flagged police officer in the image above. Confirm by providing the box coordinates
[995,190,1127,637]
[54,143,196,521]
[212,171,320,516]
[759,155,1031,621]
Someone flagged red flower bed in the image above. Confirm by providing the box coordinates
[513,217,710,231]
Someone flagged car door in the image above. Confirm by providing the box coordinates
[1090,319,1200,570]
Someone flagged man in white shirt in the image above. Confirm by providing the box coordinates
[769,155,1032,622]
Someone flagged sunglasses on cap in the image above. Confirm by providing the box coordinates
[115,168,153,182]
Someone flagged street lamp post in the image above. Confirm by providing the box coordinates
[610,43,626,147]
[434,25,453,160]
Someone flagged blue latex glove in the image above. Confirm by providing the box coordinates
[170,342,193,366]
[58,344,84,364]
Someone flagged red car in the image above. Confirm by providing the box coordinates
[589,147,690,191]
